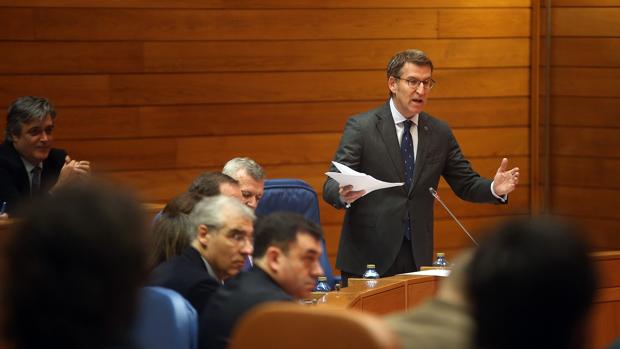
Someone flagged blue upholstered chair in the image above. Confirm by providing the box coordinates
[131,286,198,349]
[255,178,339,289]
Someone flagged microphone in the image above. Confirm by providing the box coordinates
[429,187,479,246]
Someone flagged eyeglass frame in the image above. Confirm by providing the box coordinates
[391,76,436,90]
[203,224,254,247]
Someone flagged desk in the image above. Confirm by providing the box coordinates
[317,252,620,349]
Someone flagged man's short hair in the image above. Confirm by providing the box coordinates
[189,195,255,238]
[222,157,265,181]
[466,216,597,349]
[5,182,147,349]
[5,96,57,142]
[252,212,323,259]
[187,172,238,197]
[386,49,434,79]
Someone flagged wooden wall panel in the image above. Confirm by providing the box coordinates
[0,39,530,74]
[0,2,533,276]
[0,0,532,8]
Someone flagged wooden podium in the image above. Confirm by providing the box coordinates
[315,253,620,349]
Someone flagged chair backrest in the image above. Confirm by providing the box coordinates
[228,303,401,349]
[255,179,336,288]
[131,286,198,349]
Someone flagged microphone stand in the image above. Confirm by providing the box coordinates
[429,187,479,247]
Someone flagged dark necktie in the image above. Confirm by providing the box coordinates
[31,166,41,195]
[401,120,415,240]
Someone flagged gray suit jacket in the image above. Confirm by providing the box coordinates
[323,101,501,275]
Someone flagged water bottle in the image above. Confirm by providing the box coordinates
[314,276,331,292]
[362,264,380,279]
[362,264,379,288]
[432,252,449,269]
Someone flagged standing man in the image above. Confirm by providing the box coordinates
[149,195,255,313]
[0,96,90,215]
[323,49,519,284]
[199,212,324,349]
[223,157,265,210]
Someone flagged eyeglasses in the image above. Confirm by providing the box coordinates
[227,230,254,247]
[392,76,436,90]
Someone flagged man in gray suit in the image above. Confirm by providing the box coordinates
[323,49,519,284]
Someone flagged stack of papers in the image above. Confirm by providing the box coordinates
[325,161,404,197]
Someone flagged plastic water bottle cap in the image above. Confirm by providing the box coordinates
[366,264,376,268]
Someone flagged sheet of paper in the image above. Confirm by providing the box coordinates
[399,269,451,277]
[325,161,404,196]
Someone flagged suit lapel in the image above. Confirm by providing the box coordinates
[410,112,431,195]
[375,103,404,183]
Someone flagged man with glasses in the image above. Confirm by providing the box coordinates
[323,49,520,285]
[149,195,255,314]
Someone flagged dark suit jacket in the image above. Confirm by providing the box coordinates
[0,141,66,215]
[199,267,293,349]
[149,246,220,314]
[323,102,502,276]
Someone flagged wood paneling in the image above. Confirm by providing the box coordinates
[550,97,620,127]
[551,187,620,220]
[0,68,530,107]
[0,0,533,9]
[551,38,620,67]
[1,1,534,279]
[552,157,620,189]
[0,97,528,141]
[551,127,620,158]
[551,67,620,97]
[439,8,531,37]
[552,8,620,36]
[0,39,530,74]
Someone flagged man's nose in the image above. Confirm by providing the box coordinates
[312,262,324,278]
[240,240,253,255]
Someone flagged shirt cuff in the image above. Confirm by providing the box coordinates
[490,181,507,203]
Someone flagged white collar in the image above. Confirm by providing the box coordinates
[389,98,419,126]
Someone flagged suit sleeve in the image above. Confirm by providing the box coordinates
[0,165,20,214]
[441,128,500,204]
[322,117,364,209]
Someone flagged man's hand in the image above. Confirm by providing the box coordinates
[339,185,365,207]
[54,155,91,189]
[493,158,519,196]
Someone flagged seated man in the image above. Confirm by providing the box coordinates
[3,182,147,349]
[466,216,597,349]
[149,172,243,267]
[199,212,324,349]
[0,96,90,215]
[222,157,265,210]
[149,195,255,314]
[385,251,475,349]
[187,171,242,201]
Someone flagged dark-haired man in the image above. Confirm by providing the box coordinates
[0,96,90,215]
[323,49,520,284]
[199,212,324,349]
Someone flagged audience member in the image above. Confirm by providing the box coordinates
[149,172,242,266]
[148,192,201,269]
[222,157,265,210]
[0,96,90,215]
[199,212,324,349]
[149,195,255,313]
[3,181,147,349]
[187,171,241,200]
[466,216,597,349]
[385,251,475,349]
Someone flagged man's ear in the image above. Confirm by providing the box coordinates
[387,76,398,95]
[265,246,283,274]
[197,224,211,247]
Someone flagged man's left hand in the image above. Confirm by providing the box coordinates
[493,158,519,196]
